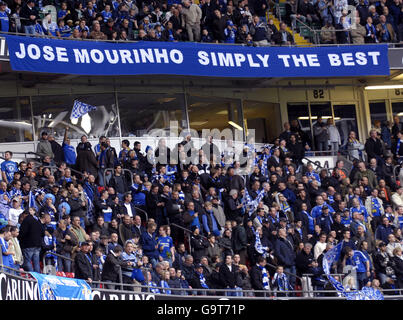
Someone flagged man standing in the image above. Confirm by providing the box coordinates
[20,0,39,35]
[36,132,54,160]
[250,256,271,297]
[18,207,44,273]
[62,127,77,168]
[313,116,328,152]
[182,0,202,42]
[1,151,18,184]
[365,129,384,163]
[74,242,94,285]
[342,246,371,289]
[274,228,296,288]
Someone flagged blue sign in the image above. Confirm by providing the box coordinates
[4,35,390,78]
[30,272,92,300]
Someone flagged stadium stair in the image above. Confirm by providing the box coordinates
[268,3,312,46]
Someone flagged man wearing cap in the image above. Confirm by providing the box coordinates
[74,241,94,284]
[190,263,210,295]
[36,132,54,161]
[315,205,333,234]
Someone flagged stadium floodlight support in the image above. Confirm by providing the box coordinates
[228,121,243,131]
[365,84,403,90]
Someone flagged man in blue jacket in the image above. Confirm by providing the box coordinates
[375,216,395,244]
[274,228,296,287]
[141,221,161,267]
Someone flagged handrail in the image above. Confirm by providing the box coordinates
[0,266,401,299]
[43,165,85,178]
[133,205,148,221]
[0,29,400,48]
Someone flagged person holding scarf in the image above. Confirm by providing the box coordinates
[365,16,378,43]
[272,265,293,297]
[250,256,271,297]
[192,264,209,295]
[365,188,385,232]
[276,193,294,224]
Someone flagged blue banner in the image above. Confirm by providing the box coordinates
[30,272,92,300]
[4,35,390,77]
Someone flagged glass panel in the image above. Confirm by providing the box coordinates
[243,101,280,143]
[32,94,119,140]
[187,95,241,138]
[118,93,185,137]
[369,101,387,125]
[392,102,403,117]
[287,103,312,147]
[333,104,358,148]
[0,97,33,142]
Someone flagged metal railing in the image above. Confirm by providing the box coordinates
[1,260,403,299]
[0,26,401,48]
[170,222,233,255]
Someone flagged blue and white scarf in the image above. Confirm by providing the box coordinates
[198,272,209,289]
[258,264,270,290]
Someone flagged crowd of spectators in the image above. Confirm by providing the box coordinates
[1,115,403,297]
[0,0,402,46]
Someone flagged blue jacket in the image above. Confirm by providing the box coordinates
[375,224,394,243]
[274,237,296,267]
[141,231,160,260]
[281,188,296,204]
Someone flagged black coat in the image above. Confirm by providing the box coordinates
[50,140,64,164]
[250,264,266,291]
[101,252,130,282]
[219,263,238,288]
[76,149,98,178]
[190,234,209,262]
[20,4,39,26]
[18,214,45,249]
[365,137,384,160]
[232,225,247,253]
[74,251,94,280]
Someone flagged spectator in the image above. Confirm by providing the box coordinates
[18,207,44,273]
[320,18,336,44]
[272,21,294,45]
[376,14,396,43]
[74,241,94,285]
[182,0,202,42]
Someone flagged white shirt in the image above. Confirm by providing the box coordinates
[7,207,23,226]
[124,203,133,217]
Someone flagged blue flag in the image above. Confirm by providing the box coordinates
[323,242,384,300]
[70,100,97,120]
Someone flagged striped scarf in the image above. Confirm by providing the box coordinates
[84,191,95,225]
[243,189,266,216]
[198,272,209,289]
[272,272,292,291]
[254,230,264,255]
[258,265,270,290]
